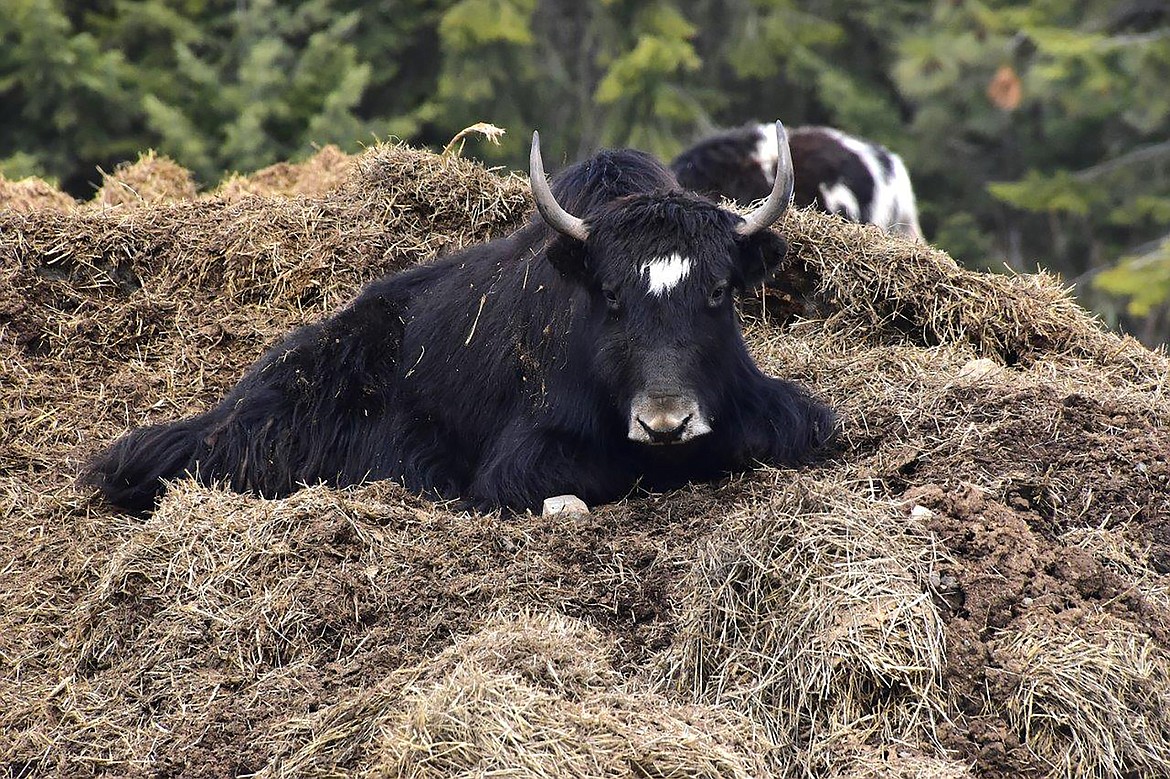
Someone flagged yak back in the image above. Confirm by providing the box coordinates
[788,127,877,220]
[670,125,771,205]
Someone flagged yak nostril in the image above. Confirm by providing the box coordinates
[628,393,710,445]
[638,413,692,442]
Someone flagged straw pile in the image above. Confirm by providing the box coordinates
[992,611,1170,776]
[0,174,77,212]
[661,477,950,775]
[212,145,355,201]
[262,611,780,778]
[91,150,199,208]
[3,142,1169,779]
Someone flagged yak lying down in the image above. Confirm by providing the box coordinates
[85,123,835,514]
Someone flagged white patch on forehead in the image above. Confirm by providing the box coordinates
[640,254,692,296]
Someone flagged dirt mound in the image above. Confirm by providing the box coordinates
[0,175,77,212]
[91,150,200,208]
[3,143,1169,778]
[266,611,780,778]
[212,145,355,201]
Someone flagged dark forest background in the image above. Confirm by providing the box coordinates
[4,0,1170,342]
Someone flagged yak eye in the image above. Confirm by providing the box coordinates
[708,281,729,308]
[603,287,621,311]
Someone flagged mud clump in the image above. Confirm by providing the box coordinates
[3,143,1169,778]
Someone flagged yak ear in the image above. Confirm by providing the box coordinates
[733,230,788,289]
[546,234,593,284]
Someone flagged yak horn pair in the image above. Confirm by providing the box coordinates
[529,120,795,240]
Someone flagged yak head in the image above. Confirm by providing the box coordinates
[531,122,795,446]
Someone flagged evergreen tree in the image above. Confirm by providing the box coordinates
[893,0,1170,307]
[0,0,139,189]
[0,0,376,191]
[140,0,373,182]
[4,0,1170,342]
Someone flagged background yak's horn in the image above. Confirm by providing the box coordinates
[530,130,589,241]
[736,120,795,236]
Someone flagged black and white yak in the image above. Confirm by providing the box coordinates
[85,122,835,515]
[671,122,924,241]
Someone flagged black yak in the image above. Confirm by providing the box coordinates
[85,122,834,515]
[672,123,924,241]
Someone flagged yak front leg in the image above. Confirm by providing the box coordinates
[468,423,630,513]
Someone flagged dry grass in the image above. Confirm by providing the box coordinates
[776,208,1166,382]
[441,121,508,156]
[743,316,1170,532]
[659,475,950,776]
[0,472,717,775]
[0,142,531,478]
[263,612,779,778]
[5,482,404,775]
[991,611,1170,777]
[1067,528,1170,615]
[213,145,355,201]
[0,174,77,212]
[3,142,1170,778]
[829,745,973,778]
[91,150,199,208]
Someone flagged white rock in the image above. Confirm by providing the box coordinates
[542,494,589,516]
[956,357,1000,382]
[909,505,935,521]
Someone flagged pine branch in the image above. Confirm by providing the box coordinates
[1074,140,1170,182]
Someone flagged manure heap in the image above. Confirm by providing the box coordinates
[2,144,1169,779]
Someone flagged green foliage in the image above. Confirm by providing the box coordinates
[440,0,535,46]
[0,151,48,181]
[721,2,843,81]
[0,0,140,184]
[988,171,1100,217]
[0,0,375,189]
[1096,241,1170,316]
[1109,196,1170,227]
[592,4,703,159]
[141,0,374,181]
[3,0,1170,340]
[889,0,1170,334]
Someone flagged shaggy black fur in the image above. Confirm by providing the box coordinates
[86,149,834,515]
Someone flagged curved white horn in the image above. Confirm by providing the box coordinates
[530,130,589,241]
[736,120,794,236]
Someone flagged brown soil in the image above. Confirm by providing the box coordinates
[911,484,1170,777]
[3,143,1169,778]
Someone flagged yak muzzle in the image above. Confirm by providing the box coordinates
[628,394,712,445]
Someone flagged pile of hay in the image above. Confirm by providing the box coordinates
[660,477,950,774]
[0,174,77,212]
[3,142,1169,778]
[266,611,781,778]
[212,145,355,201]
[91,150,199,208]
